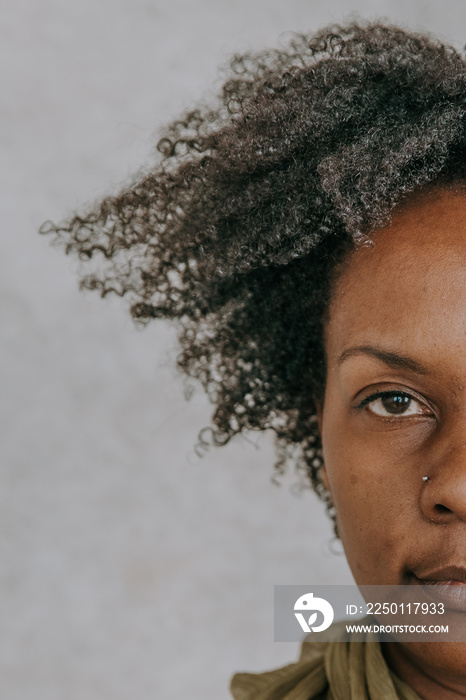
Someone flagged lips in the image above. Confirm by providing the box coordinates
[410,567,466,611]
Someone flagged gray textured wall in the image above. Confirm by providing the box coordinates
[3,1,465,698]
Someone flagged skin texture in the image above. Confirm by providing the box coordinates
[319,187,466,697]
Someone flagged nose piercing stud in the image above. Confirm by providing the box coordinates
[422,475,430,482]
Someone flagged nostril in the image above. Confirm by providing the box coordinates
[434,504,452,514]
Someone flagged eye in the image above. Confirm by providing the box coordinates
[359,391,430,418]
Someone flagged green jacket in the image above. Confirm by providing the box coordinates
[230,621,420,700]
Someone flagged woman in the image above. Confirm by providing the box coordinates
[43,22,466,699]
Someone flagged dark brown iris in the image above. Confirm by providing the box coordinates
[382,394,411,414]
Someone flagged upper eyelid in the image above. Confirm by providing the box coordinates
[356,389,435,415]
[357,390,415,408]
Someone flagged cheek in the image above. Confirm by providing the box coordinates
[320,399,422,584]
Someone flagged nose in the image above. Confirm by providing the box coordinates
[420,432,466,524]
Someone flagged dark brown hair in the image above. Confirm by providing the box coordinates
[42,22,466,520]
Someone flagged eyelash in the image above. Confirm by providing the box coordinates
[356,389,432,418]
[358,390,412,409]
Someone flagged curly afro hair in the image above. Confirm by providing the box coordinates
[42,21,466,522]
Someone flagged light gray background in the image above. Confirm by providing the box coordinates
[2,1,464,698]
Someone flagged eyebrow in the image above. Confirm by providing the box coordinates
[337,346,429,374]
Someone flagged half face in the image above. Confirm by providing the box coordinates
[320,186,466,676]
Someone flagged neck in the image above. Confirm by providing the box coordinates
[383,642,466,700]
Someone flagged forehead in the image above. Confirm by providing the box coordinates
[325,187,466,373]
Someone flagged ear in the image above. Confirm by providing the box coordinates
[320,465,330,492]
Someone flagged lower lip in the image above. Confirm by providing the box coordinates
[411,576,466,611]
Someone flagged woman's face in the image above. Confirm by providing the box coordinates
[320,186,466,673]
